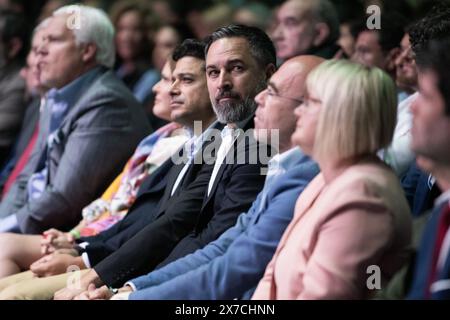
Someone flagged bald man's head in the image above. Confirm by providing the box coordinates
[254,55,324,152]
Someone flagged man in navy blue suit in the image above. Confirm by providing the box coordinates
[406,35,450,299]
[80,55,325,300]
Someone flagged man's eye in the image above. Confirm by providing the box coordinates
[232,65,243,72]
[208,70,219,78]
[284,19,299,27]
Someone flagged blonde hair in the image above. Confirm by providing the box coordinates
[308,59,397,163]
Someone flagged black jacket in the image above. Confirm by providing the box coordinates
[93,118,270,287]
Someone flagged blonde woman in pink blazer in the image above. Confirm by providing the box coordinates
[253,60,412,300]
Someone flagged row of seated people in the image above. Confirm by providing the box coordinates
[0,4,447,300]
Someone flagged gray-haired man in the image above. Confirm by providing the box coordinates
[0,5,150,233]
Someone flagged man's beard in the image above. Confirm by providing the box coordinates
[212,80,266,124]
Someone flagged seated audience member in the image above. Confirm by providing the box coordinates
[252,60,412,300]
[0,10,27,166]
[0,5,151,234]
[350,12,415,177]
[51,25,274,301]
[0,25,273,299]
[392,4,450,181]
[0,22,49,196]
[76,55,324,300]
[395,31,418,98]
[145,22,195,130]
[109,1,157,103]
[351,12,406,83]
[377,30,417,177]
[334,0,365,59]
[406,37,450,300]
[272,0,341,62]
[0,39,217,299]
[372,4,450,299]
[0,57,188,278]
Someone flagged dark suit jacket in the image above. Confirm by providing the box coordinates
[94,118,270,287]
[408,202,450,299]
[0,67,151,233]
[76,124,224,265]
[157,118,270,268]
[401,161,441,217]
[0,97,40,194]
[78,157,176,264]
[0,63,26,162]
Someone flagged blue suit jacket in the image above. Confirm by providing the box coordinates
[129,148,319,300]
[408,201,450,299]
[401,161,437,217]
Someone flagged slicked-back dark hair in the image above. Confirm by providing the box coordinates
[416,37,450,116]
[172,38,206,62]
[204,24,276,68]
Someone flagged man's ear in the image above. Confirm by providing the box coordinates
[385,47,401,73]
[7,37,23,59]
[81,43,97,63]
[264,63,277,80]
[312,22,330,47]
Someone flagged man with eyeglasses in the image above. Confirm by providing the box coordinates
[81,55,324,300]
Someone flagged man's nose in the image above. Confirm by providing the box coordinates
[169,80,180,97]
[272,23,283,40]
[36,41,48,56]
[217,70,232,91]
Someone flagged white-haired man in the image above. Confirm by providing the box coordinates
[0,5,150,233]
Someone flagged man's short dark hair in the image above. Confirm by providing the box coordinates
[204,24,276,68]
[409,2,450,56]
[172,38,206,62]
[416,37,450,116]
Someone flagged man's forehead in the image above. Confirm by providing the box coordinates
[44,15,72,35]
[274,68,303,93]
[358,31,380,44]
[32,30,45,45]
[174,56,205,75]
[206,38,252,65]
[279,1,311,20]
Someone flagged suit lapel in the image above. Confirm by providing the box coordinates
[201,117,255,210]
[57,68,108,131]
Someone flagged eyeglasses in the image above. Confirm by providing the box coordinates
[266,86,304,105]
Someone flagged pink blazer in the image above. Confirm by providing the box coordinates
[252,160,412,300]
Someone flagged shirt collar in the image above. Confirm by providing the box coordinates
[435,189,450,207]
[269,147,307,172]
[46,66,103,106]
[185,120,218,156]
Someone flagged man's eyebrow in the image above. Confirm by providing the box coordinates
[175,72,196,78]
[267,81,278,93]
[206,59,245,69]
